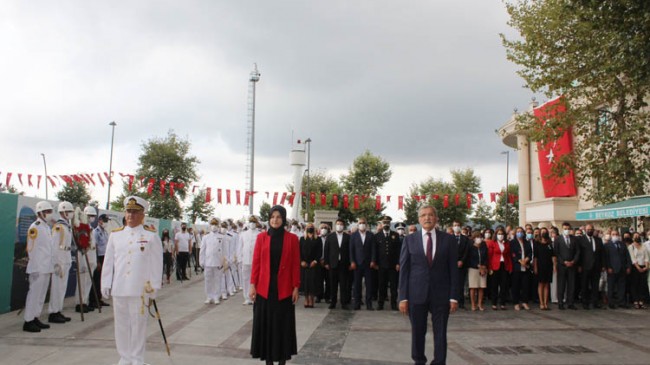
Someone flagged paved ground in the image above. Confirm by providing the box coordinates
[1,273,649,365]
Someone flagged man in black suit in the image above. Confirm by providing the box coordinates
[452,221,470,309]
[553,222,580,309]
[604,230,631,309]
[349,217,377,310]
[399,205,459,365]
[578,224,605,309]
[323,218,352,309]
[376,216,401,310]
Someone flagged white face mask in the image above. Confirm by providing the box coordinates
[497,234,505,241]
[453,226,461,233]
[397,228,405,235]
[611,235,620,242]
[563,229,570,236]
[43,213,53,222]
[484,232,492,239]
[358,223,367,231]
[474,238,482,244]
[320,228,328,236]
[210,225,219,233]
[248,222,257,230]
[65,212,74,220]
[219,227,227,234]
[335,224,344,232]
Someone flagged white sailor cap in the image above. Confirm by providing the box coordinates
[123,196,149,213]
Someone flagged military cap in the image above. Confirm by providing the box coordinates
[380,215,392,223]
[394,222,406,229]
[124,196,149,213]
[209,217,219,225]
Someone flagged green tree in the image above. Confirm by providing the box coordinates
[0,184,22,195]
[186,189,215,224]
[339,150,392,224]
[56,181,91,207]
[502,0,650,204]
[259,201,271,222]
[495,184,520,228]
[287,170,342,222]
[472,200,495,230]
[404,168,482,227]
[111,130,199,219]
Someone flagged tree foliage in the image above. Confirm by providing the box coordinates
[259,201,271,222]
[111,130,199,219]
[56,181,91,207]
[495,184,520,228]
[287,169,341,222]
[502,0,650,204]
[186,189,215,224]
[0,184,22,195]
[404,169,482,227]
[472,200,495,230]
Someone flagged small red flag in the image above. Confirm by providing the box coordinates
[37,175,42,189]
[160,180,166,196]
[310,192,316,205]
[206,187,212,203]
[443,194,449,208]
[332,194,339,207]
[226,189,231,204]
[288,192,296,206]
[490,192,496,203]
[466,193,472,209]
[5,172,12,187]
[97,173,105,187]
[244,191,250,206]
[236,190,241,205]
[398,195,404,210]
[273,192,278,205]
[454,194,460,206]
[169,182,176,197]
[147,178,155,195]
[217,189,222,204]
[128,175,135,191]
[375,195,381,211]
[478,193,483,200]
[17,173,23,186]
[343,194,349,209]
[320,193,326,206]
[280,192,287,205]
[353,195,360,209]
[47,176,56,187]
[28,174,33,187]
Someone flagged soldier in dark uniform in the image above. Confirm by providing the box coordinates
[376,216,402,310]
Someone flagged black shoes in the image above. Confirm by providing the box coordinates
[328,303,336,309]
[48,312,69,323]
[23,320,41,332]
[558,304,565,310]
[34,317,50,329]
[99,300,110,307]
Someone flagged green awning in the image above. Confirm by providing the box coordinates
[575,195,650,221]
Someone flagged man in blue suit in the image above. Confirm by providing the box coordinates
[350,217,377,310]
[399,205,459,365]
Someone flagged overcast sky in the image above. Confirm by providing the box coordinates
[0,0,536,222]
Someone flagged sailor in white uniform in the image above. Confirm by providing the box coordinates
[101,196,163,365]
[48,201,74,324]
[23,201,55,332]
[238,216,260,305]
[199,218,227,304]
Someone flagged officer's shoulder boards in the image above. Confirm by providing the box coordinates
[28,228,38,239]
[144,226,156,233]
[34,220,41,226]
[54,224,62,232]
[112,226,125,233]
[227,233,233,237]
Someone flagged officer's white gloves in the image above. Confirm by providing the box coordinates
[101,287,111,299]
[54,264,63,278]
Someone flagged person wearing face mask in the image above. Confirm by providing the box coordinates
[239,216,260,305]
[161,229,173,284]
[349,217,378,310]
[395,222,407,241]
[524,227,539,304]
[452,221,470,310]
[375,216,402,311]
[487,228,512,310]
[604,230,631,309]
[90,214,111,308]
[534,228,556,310]
[47,201,75,324]
[200,218,227,305]
[510,227,532,311]
[175,223,192,281]
[323,218,352,309]
[300,223,322,308]
[22,201,55,332]
[553,222,580,310]
[577,224,605,309]
[220,221,237,299]
[467,232,488,311]
[627,233,649,309]
[315,223,331,304]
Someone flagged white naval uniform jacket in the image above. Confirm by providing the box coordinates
[101,225,163,297]
[238,229,259,266]
[26,218,54,274]
[228,231,238,263]
[199,232,227,268]
[52,220,73,266]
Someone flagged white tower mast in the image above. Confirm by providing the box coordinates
[246,64,261,215]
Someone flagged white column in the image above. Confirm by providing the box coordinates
[517,134,531,226]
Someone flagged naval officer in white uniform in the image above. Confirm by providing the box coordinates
[200,217,227,304]
[101,196,163,365]
[48,201,74,324]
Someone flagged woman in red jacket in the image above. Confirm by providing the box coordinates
[487,227,512,310]
[249,205,300,365]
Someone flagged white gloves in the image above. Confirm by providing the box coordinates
[101,287,111,299]
[30,272,39,281]
[54,264,62,277]
[145,289,157,303]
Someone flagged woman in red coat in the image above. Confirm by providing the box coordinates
[487,227,512,310]
[249,205,300,365]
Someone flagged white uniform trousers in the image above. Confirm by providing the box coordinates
[204,266,223,301]
[235,262,242,289]
[241,264,252,302]
[24,273,51,321]
[48,263,71,314]
[221,267,236,297]
[77,262,97,305]
[113,296,149,365]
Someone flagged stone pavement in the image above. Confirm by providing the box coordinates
[1,273,649,365]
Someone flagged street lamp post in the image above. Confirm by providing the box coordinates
[501,150,510,227]
[304,138,312,222]
[106,121,117,209]
[41,153,48,200]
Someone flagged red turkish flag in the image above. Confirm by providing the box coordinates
[490,192,496,203]
[443,194,449,208]
[97,173,105,187]
[466,193,472,209]
[206,187,212,203]
[413,195,421,202]
[343,194,349,209]
[273,192,278,205]
[454,194,460,206]
[375,195,381,211]
[332,194,339,207]
[47,176,56,187]
[398,195,404,210]
[5,172,12,187]
[160,180,166,196]
[85,174,96,186]
[386,195,391,202]
[310,192,316,205]
[28,174,33,187]
[17,173,23,186]
[320,193,326,206]
[147,178,155,195]
[37,175,42,189]
[478,193,483,200]
[280,192,287,205]
[226,189,231,204]
[353,195,360,209]
[288,193,296,206]
[244,191,250,206]
[217,189,222,204]
[169,182,176,197]
[433,194,439,200]
[128,175,135,191]
[236,190,241,205]
[534,97,577,197]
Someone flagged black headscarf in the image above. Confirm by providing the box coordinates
[268,205,287,237]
